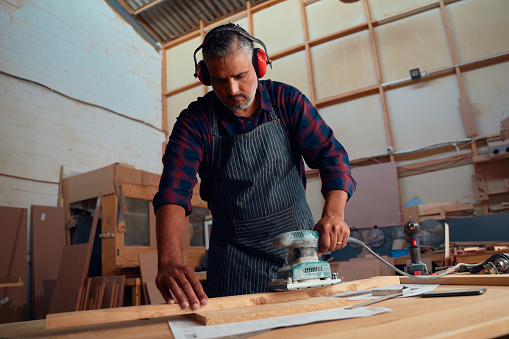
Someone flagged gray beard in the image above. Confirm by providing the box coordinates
[217,93,253,111]
[215,83,257,112]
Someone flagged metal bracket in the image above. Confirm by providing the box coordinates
[99,230,115,238]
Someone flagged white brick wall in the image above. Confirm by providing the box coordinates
[0,1,164,209]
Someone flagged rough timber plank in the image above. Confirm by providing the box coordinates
[46,276,399,329]
[194,297,349,325]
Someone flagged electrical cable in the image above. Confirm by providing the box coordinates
[346,237,479,280]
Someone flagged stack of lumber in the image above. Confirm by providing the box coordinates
[402,200,474,222]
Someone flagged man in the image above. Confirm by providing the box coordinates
[153,23,356,310]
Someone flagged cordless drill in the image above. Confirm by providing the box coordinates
[404,221,428,276]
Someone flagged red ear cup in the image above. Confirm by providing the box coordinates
[253,48,268,78]
[196,60,211,86]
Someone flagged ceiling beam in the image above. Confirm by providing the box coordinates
[133,0,167,16]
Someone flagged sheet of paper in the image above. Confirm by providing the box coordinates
[332,283,439,300]
[168,306,391,339]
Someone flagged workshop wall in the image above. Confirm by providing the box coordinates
[162,0,509,221]
[0,0,163,209]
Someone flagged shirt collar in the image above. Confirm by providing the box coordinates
[214,81,272,121]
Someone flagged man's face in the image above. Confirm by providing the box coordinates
[206,49,258,114]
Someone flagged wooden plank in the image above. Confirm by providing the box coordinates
[101,194,117,276]
[459,96,478,137]
[194,297,349,326]
[122,183,158,200]
[0,277,23,288]
[45,276,400,329]
[399,274,509,286]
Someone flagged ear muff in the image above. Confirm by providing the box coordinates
[193,24,272,86]
[252,48,268,78]
[196,60,211,86]
[195,49,269,86]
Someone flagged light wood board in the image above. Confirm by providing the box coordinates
[45,276,400,329]
[193,297,348,325]
[399,274,509,286]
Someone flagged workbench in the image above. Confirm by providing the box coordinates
[1,276,508,338]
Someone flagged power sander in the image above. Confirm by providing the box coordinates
[268,230,343,291]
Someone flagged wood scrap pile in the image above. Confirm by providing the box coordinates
[402,200,475,223]
[80,276,125,310]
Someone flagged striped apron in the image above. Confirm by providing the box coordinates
[205,93,315,297]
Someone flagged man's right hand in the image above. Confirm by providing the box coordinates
[155,262,208,310]
[155,204,209,310]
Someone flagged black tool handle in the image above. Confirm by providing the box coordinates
[404,221,428,275]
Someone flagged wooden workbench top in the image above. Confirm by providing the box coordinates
[1,277,508,338]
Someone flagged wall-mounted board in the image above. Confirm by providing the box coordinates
[253,0,304,54]
[312,31,377,99]
[306,0,367,41]
[344,162,401,228]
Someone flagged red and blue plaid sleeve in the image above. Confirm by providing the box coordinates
[153,99,210,216]
[269,81,357,199]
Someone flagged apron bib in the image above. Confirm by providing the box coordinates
[205,93,314,297]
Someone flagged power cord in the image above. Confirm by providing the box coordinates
[346,237,479,280]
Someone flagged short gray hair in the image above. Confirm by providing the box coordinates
[202,23,253,61]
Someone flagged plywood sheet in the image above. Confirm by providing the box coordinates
[166,86,205,132]
[0,206,28,323]
[165,37,201,92]
[31,205,66,320]
[319,94,387,160]
[306,0,366,40]
[375,8,452,82]
[345,162,401,228]
[194,297,349,325]
[462,63,509,137]
[253,0,304,54]
[369,0,435,21]
[398,165,477,214]
[312,31,377,99]
[267,51,310,100]
[386,75,463,151]
[138,252,165,305]
[446,0,509,63]
[47,244,89,314]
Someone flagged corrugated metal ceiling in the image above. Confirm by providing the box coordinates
[114,0,271,45]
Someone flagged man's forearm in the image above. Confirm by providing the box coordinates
[156,204,187,267]
[322,189,348,219]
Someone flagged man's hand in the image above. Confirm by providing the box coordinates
[156,204,208,310]
[155,263,208,310]
[313,190,350,254]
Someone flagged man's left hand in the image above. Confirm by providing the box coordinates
[313,190,350,254]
